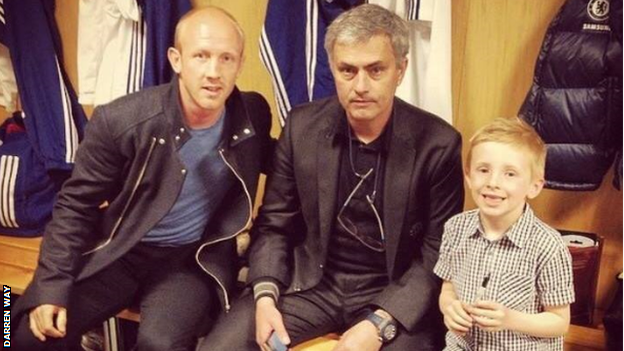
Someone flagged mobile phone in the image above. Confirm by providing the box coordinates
[264,331,288,351]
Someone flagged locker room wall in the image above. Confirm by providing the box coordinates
[23,0,622,323]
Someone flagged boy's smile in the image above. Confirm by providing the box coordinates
[481,192,505,206]
[466,141,544,237]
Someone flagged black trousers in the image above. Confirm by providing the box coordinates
[13,242,217,351]
[198,271,442,351]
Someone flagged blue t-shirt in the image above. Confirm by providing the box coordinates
[142,112,234,246]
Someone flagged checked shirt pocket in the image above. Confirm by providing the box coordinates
[494,270,536,311]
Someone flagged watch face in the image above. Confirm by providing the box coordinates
[382,324,397,341]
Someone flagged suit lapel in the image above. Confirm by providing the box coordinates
[383,106,416,274]
[317,115,342,254]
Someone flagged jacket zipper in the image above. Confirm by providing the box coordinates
[83,137,158,255]
[195,148,253,313]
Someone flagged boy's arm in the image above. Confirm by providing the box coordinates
[507,304,570,337]
[439,280,473,336]
[470,302,571,337]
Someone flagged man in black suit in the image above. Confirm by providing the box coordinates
[200,4,463,351]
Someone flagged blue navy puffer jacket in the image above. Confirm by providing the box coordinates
[520,0,622,191]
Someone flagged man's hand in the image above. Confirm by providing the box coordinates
[28,304,67,342]
[332,320,382,351]
[467,300,509,332]
[441,299,473,336]
[255,297,290,349]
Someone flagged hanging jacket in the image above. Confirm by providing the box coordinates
[260,0,359,125]
[1,0,87,173]
[370,0,453,124]
[77,0,144,105]
[519,0,622,191]
[0,115,59,236]
[77,0,191,106]
[140,0,192,88]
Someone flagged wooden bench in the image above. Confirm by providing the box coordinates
[0,235,137,351]
[0,235,607,350]
[0,235,337,350]
[0,235,41,295]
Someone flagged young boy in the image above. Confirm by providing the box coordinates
[434,117,575,350]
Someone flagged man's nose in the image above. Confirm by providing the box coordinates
[353,71,370,93]
[205,58,220,78]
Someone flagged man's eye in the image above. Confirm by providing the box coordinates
[341,68,356,78]
[370,67,384,77]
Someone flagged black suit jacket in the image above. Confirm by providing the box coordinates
[248,96,463,331]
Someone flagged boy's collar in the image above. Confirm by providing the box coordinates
[469,205,536,248]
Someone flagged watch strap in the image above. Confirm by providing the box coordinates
[366,312,385,329]
[365,312,397,342]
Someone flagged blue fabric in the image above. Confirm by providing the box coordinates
[142,113,234,246]
[0,117,58,236]
[261,0,360,124]
[1,0,87,172]
[140,0,192,88]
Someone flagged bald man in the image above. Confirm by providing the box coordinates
[12,7,273,351]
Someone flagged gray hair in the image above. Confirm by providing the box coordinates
[324,4,409,66]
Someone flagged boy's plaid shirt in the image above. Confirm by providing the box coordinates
[434,206,575,351]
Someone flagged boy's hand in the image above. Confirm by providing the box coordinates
[442,300,473,336]
[467,300,509,332]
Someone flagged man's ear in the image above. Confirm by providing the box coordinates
[327,53,337,74]
[168,47,182,74]
[236,53,246,79]
[397,57,408,86]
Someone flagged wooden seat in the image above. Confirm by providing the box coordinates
[292,334,339,351]
[0,235,607,351]
[0,235,41,294]
[565,324,606,351]
[115,309,140,322]
[0,235,137,351]
[286,328,606,351]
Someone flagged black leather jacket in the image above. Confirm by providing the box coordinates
[15,80,273,317]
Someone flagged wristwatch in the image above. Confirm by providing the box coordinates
[365,311,398,343]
